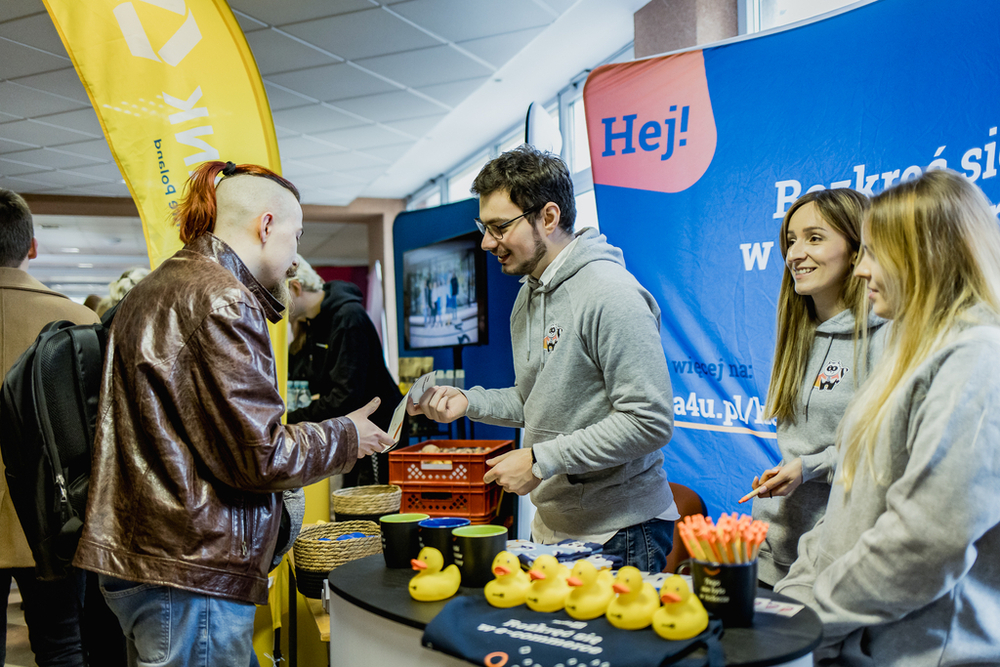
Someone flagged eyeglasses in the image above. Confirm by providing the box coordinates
[474,206,541,240]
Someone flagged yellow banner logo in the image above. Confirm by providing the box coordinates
[43,0,281,268]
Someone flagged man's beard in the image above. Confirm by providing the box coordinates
[502,222,547,277]
[268,265,297,315]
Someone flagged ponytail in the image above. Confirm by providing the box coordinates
[176,161,300,244]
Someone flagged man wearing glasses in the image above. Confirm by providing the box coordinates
[409,145,678,572]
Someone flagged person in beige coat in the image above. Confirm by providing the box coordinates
[0,189,105,667]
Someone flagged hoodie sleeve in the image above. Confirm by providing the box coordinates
[534,275,674,476]
[464,385,526,427]
[800,445,838,483]
[777,332,1000,648]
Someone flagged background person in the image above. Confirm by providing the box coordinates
[410,145,677,572]
[0,189,115,667]
[286,254,402,486]
[776,169,1000,666]
[748,189,886,586]
[95,267,149,316]
[73,161,392,667]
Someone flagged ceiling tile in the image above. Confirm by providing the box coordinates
[65,162,125,181]
[355,44,493,89]
[291,171,366,190]
[228,0,372,27]
[300,187,363,207]
[382,114,446,136]
[11,68,89,104]
[0,81,87,119]
[267,62,399,102]
[278,135,347,159]
[60,182,133,198]
[456,26,544,68]
[246,29,338,75]
[294,150,387,172]
[0,0,46,22]
[282,8,439,61]
[0,136,38,153]
[32,107,103,135]
[45,138,115,161]
[312,123,416,150]
[334,164,395,183]
[0,119,95,147]
[0,176,62,193]
[415,76,488,107]
[232,10,268,34]
[1,147,101,170]
[334,90,445,123]
[0,12,66,55]
[361,142,415,163]
[281,160,329,180]
[389,0,554,43]
[0,38,71,79]
[272,104,367,135]
[538,0,576,12]
[263,83,314,111]
[0,157,49,176]
[9,169,104,188]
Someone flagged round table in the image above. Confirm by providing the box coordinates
[327,554,822,667]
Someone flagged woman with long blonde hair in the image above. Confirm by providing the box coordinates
[749,188,886,586]
[776,169,1000,666]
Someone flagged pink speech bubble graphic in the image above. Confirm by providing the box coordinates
[584,50,717,194]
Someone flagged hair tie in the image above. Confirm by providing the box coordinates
[222,161,237,177]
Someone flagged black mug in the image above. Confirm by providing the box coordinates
[379,513,429,568]
[418,517,470,566]
[452,525,507,587]
[678,558,757,627]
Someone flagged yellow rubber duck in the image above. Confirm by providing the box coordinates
[408,547,461,602]
[564,559,615,620]
[652,574,709,640]
[525,554,572,612]
[605,566,661,630]
[484,550,531,608]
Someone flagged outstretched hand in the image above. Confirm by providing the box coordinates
[346,397,394,458]
[406,385,469,423]
[750,458,804,498]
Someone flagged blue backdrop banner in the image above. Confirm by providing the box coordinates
[583,0,1000,515]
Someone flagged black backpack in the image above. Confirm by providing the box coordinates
[0,304,117,580]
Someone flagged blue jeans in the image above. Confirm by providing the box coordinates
[601,518,674,573]
[99,575,257,667]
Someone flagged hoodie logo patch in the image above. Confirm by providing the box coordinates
[815,361,849,390]
[543,325,563,352]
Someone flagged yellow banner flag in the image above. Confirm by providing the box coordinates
[42,0,287,379]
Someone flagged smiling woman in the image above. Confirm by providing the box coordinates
[748,188,887,588]
[775,169,1000,667]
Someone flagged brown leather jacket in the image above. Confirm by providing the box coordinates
[74,234,358,604]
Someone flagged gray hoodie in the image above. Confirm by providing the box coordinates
[776,316,1000,666]
[753,309,887,585]
[464,228,675,535]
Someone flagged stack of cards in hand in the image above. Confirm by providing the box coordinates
[384,370,439,452]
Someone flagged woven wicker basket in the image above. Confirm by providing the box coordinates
[292,521,381,598]
[331,484,401,521]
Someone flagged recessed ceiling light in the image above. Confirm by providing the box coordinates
[78,263,94,268]
[61,247,80,253]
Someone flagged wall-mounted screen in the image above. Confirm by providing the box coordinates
[402,231,487,350]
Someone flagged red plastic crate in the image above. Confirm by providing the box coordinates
[388,440,513,486]
[399,481,503,519]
